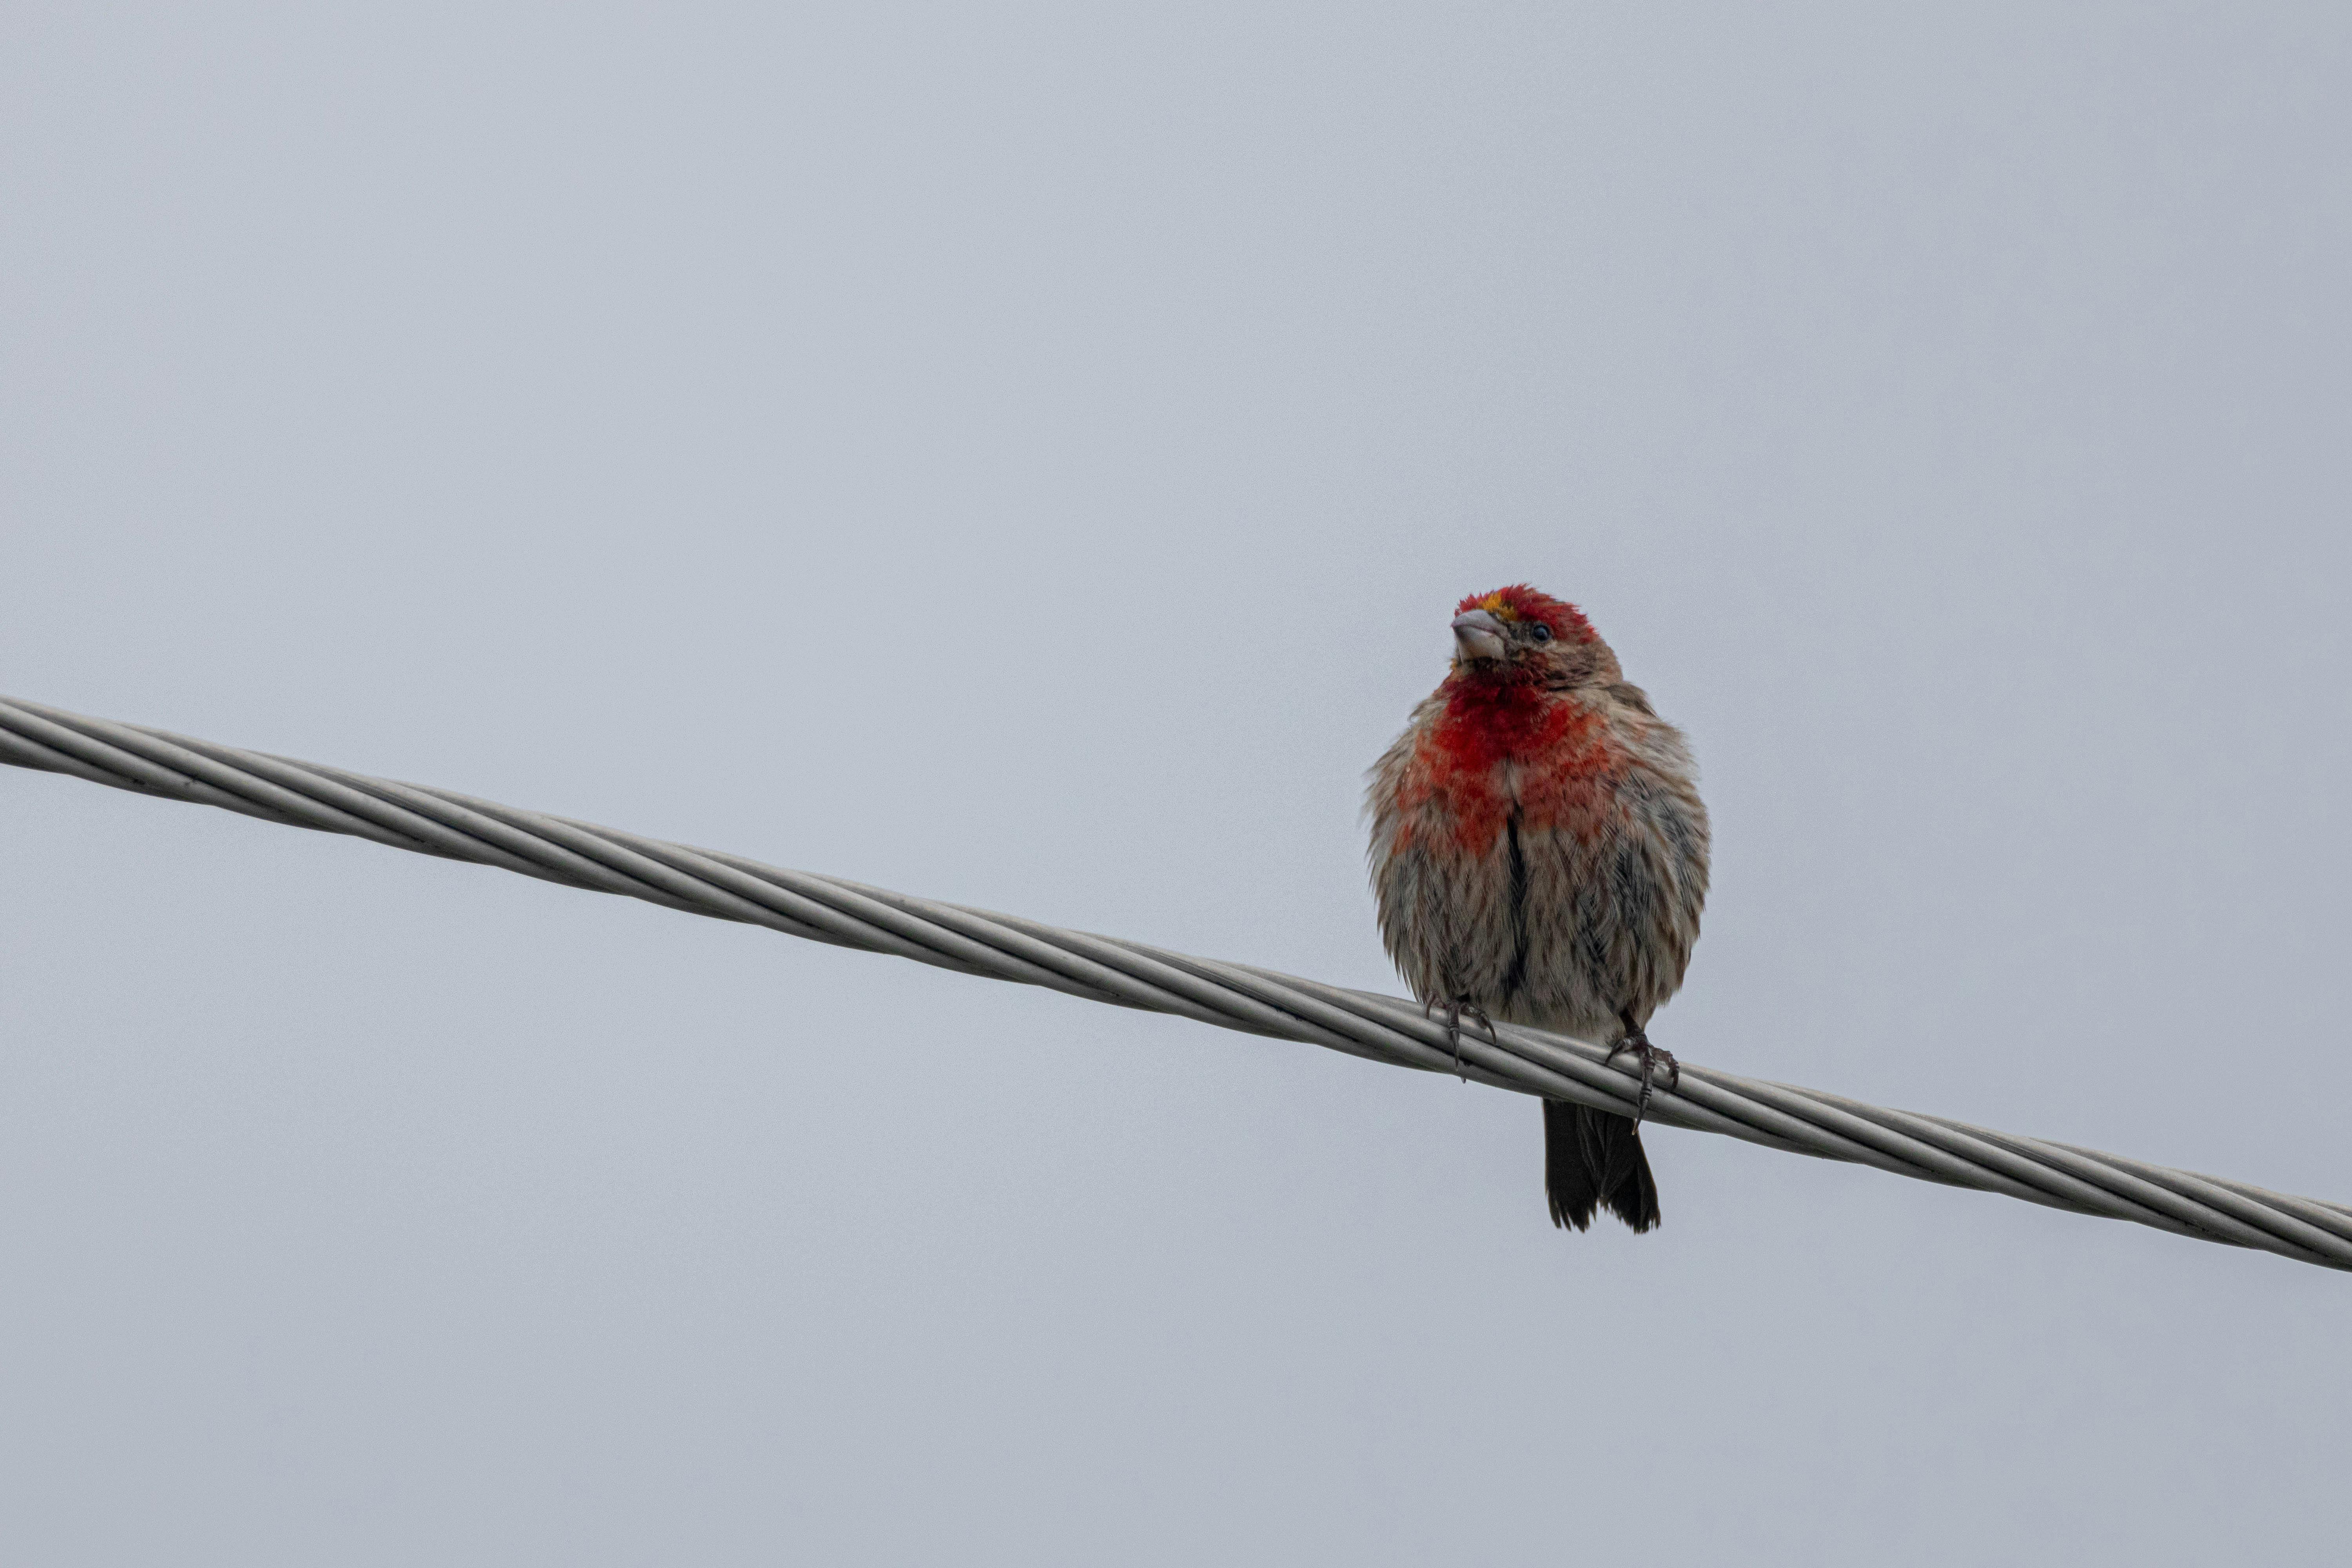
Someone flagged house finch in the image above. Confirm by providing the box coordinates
[1366,585,1710,1232]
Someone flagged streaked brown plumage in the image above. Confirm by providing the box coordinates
[1366,585,1709,1232]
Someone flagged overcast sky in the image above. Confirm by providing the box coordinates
[5,5,2349,1564]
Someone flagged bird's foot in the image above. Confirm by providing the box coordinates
[1604,1027,1680,1126]
[1423,995,1497,1080]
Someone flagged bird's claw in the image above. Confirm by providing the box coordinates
[1604,1027,1680,1126]
[1423,995,1497,1080]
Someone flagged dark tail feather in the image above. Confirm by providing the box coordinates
[1543,1100,1662,1234]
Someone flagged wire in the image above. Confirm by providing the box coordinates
[5,692,2346,1271]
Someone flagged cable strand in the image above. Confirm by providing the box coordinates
[3,693,2342,1273]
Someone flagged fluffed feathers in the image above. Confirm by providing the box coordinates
[1367,585,1708,1236]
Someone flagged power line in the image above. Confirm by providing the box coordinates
[4,692,2346,1272]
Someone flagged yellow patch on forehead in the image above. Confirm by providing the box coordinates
[1477,592,1521,621]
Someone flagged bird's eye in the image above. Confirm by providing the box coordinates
[1530,624,1552,642]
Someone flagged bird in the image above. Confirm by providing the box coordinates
[1365,584,1710,1232]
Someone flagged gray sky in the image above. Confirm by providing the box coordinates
[4,4,2348,1563]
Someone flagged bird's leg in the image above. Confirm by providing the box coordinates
[1604,1010,1680,1126]
[1423,995,1498,1080]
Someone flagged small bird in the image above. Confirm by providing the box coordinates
[1366,585,1710,1232]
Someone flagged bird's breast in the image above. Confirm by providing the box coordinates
[1404,693,1623,855]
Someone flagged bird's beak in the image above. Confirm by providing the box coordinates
[1452,608,1508,663]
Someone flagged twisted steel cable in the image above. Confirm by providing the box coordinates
[5,692,2347,1272]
